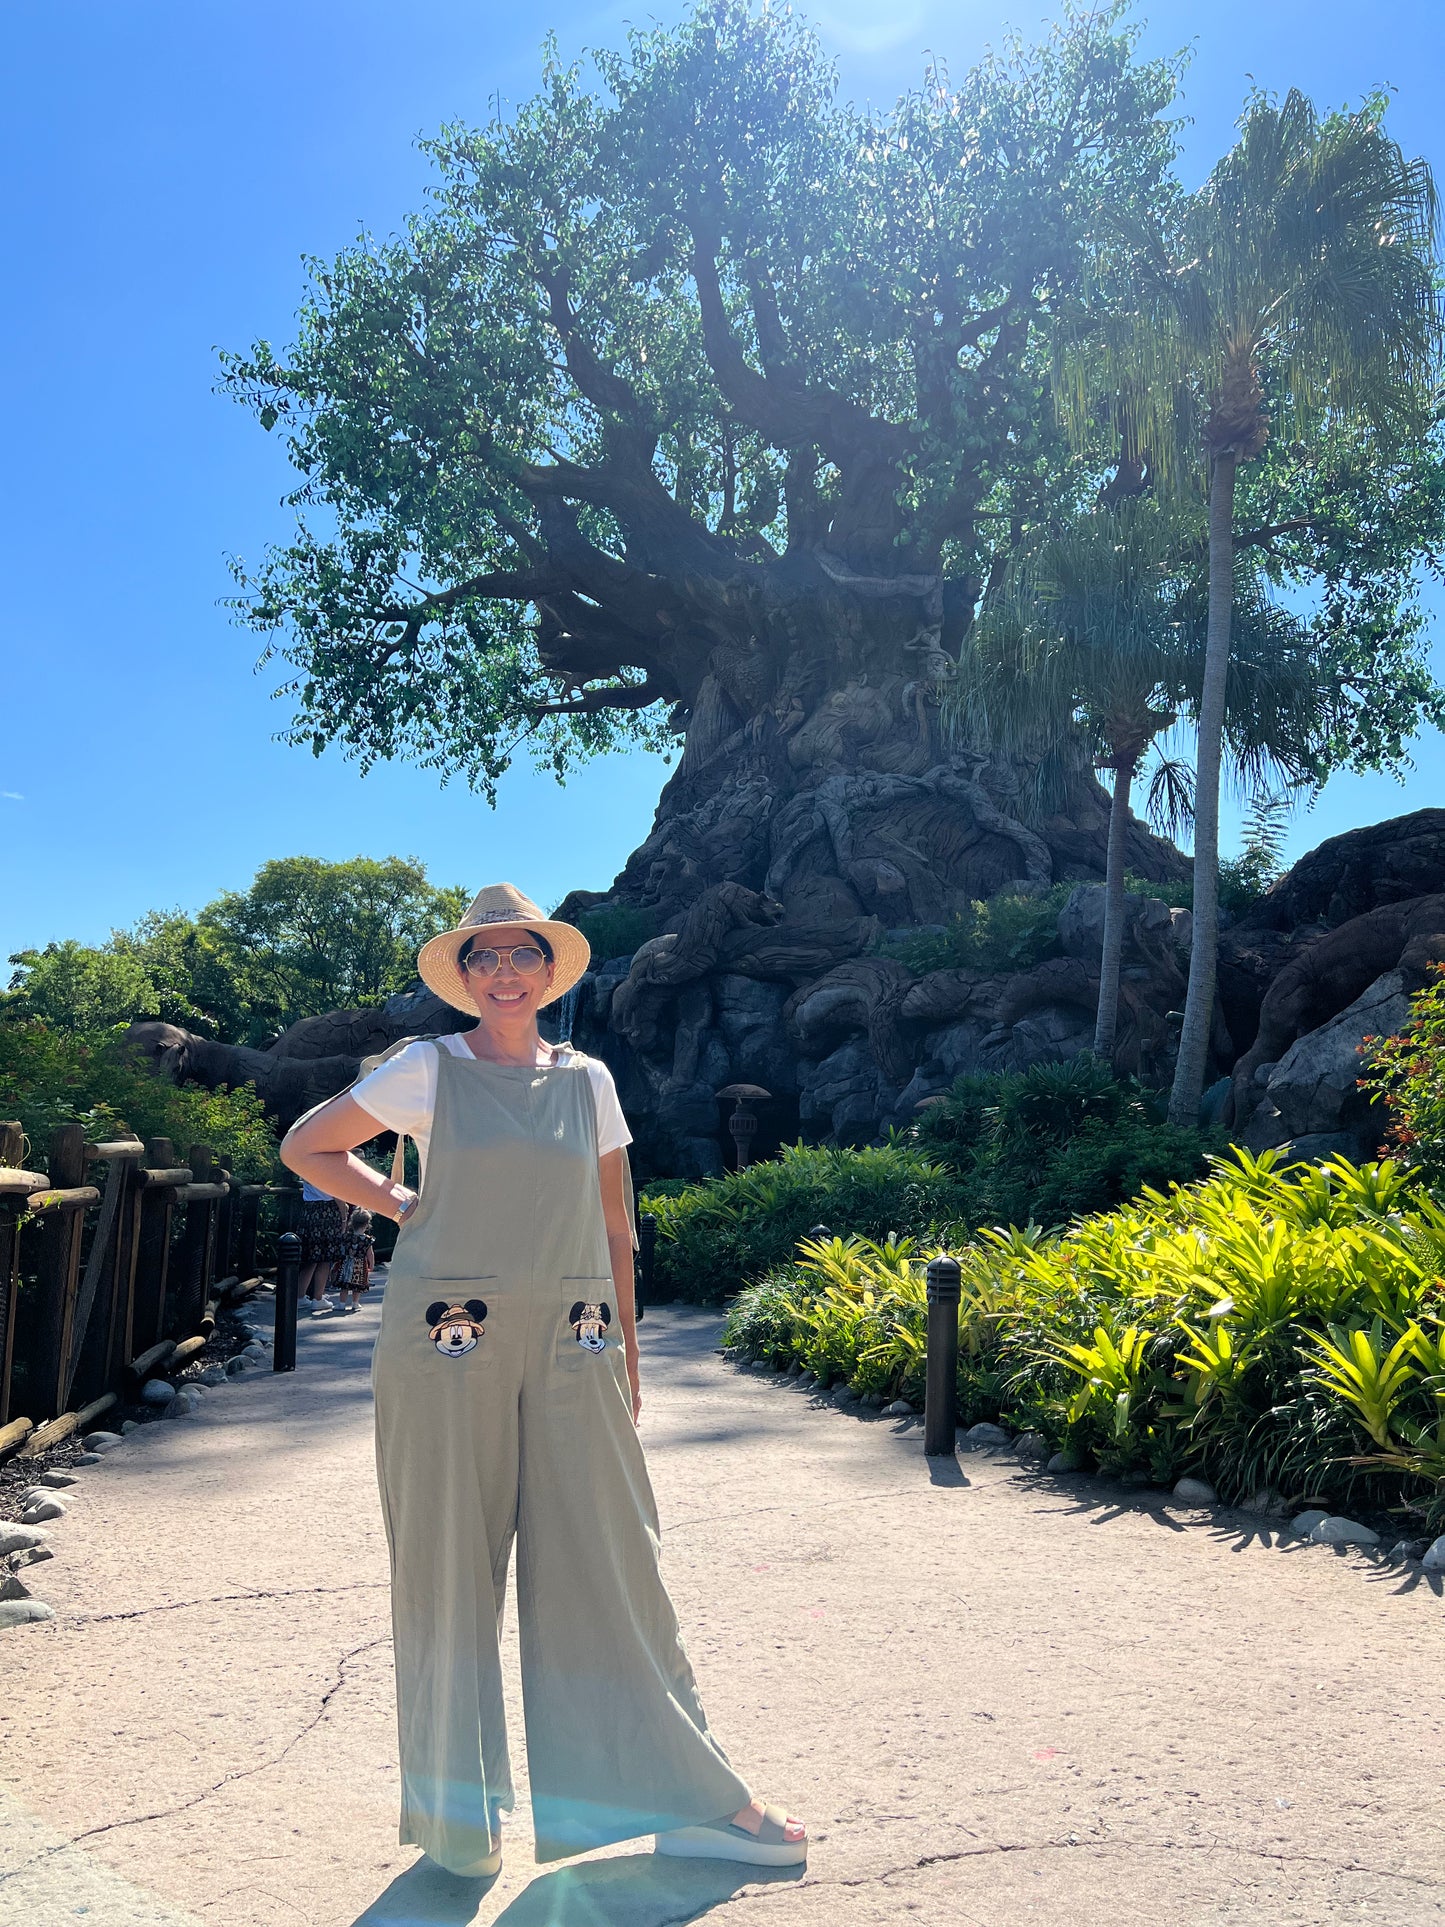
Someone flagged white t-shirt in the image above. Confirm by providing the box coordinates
[350,1034,631,1184]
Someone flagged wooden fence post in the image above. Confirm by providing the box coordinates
[173,1144,224,1336]
[234,1185,264,1282]
[26,1124,94,1423]
[67,1139,144,1410]
[0,1121,48,1432]
[131,1139,187,1357]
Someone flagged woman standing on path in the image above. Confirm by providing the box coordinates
[296,1179,346,1312]
[279,884,806,1879]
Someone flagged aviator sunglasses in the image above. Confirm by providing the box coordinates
[462,942,548,977]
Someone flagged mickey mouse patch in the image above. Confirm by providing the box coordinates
[568,1300,612,1353]
[426,1299,488,1357]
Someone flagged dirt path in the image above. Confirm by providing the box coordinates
[0,1286,1441,1927]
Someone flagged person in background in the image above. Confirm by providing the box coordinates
[297,1179,347,1313]
[335,1205,375,1313]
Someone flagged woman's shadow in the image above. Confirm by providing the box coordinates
[350,1849,801,1926]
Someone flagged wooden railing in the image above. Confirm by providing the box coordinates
[0,1120,297,1460]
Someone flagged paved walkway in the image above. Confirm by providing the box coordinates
[1,1282,1443,1927]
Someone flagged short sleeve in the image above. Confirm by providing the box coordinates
[585,1059,632,1158]
[348,1039,437,1140]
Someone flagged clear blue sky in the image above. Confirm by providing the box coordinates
[2,0,1441,958]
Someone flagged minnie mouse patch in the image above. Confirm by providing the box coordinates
[568,1300,611,1353]
[426,1299,488,1357]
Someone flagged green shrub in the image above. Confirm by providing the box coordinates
[1357,963,1445,1185]
[878,883,1074,976]
[640,1142,968,1302]
[572,903,658,962]
[910,1059,1216,1228]
[1124,873,1194,909]
[725,1149,1445,1524]
[0,1021,279,1181]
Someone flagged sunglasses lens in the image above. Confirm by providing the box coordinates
[463,945,546,975]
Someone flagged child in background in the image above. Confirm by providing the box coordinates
[335,1206,376,1314]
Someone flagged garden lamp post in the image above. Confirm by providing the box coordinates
[715,1084,771,1171]
[924,1255,962,1455]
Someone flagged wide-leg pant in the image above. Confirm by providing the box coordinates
[372,1249,750,1869]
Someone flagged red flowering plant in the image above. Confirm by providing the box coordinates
[1357,964,1445,1187]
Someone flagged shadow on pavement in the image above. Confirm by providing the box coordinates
[350,1849,797,1926]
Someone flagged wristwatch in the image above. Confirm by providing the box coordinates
[390,1184,419,1222]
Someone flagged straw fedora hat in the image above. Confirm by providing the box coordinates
[416,883,591,1015]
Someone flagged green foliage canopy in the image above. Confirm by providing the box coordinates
[5,855,466,1048]
[222,2,1187,795]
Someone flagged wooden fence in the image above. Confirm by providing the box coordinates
[0,1120,298,1461]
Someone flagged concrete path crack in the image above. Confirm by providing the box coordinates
[0,1632,390,1887]
[65,1580,389,1625]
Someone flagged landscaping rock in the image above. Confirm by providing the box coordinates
[140,1378,176,1406]
[1172,1476,1217,1506]
[6,1545,54,1569]
[962,1422,1011,1448]
[120,1419,141,1434]
[82,1431,124,1452]
[242,1342,268,1361]
[862,1392,887,1409]
[0,1574,31,1601]
[73,1452,101,1464]
[1241,1486,1290,1518]
[786,1361,802,1378]
[797,1373,818,1389]
[199,1363,228,1386]
[884,1400,915,1417]
[832,1386,860,1407]
[1421,1536,1445,1572]
[1309,1516,1380,1548]
[1011,1431,1049,1463]
[1047,1449,1081,1473]
[1388,1539,1427,1562]
[1290,1509,1331,1537]
[224,1355,252,1377]
[0,1599,54,1629]
[19,1499,65,1525]
[0,1525,50,1559]
[37,1471,76,1489]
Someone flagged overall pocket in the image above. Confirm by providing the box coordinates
[556,1278,619,1364]
[417,1277,498,1362]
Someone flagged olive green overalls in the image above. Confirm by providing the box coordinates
[371,1044,751,1870]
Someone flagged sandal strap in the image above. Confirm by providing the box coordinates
[753,1805,792,1844]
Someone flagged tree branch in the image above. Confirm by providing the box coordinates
[525,679,669,718]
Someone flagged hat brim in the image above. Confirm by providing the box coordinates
[416,919,591,1015]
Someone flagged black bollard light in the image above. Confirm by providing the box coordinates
[274,1230,301,1373]
[807,1223,834,1245]
[636,1212,656,1323]
[924,1255,962,1455]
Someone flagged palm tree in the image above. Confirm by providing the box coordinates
[953,503,1316,1062]
[1071,92,1442,1124]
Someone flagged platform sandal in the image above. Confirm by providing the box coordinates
[655,1803,807,1867]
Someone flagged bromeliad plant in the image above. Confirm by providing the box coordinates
[723,1148,1445,1522]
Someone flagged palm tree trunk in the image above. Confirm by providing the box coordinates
[1168,449,1237,1127]
[1093,757,1135,1060]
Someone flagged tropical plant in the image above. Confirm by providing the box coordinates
[1072,91,1443,1125]
[1357,962,1445,1185]
[724,1146,1445,1520]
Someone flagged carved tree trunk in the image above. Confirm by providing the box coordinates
[551,572,1187,1173]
